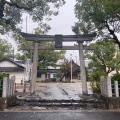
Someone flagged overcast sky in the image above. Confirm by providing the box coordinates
[48,0,79,63]
[48,0,77,35]
[48,0,79,62]
[47,0,79,63]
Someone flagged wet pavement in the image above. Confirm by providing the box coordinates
[16,80,93,100]
[4,80,105,112]
[0,110,120,120]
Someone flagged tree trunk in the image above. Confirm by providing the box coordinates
[106,23,120,48]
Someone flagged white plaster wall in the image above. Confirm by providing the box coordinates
[0,61,17,67]
[37,74,46,81]
[41,74,45,79]
[1,71,24,83]
[37,78,44,81]
[10,72,24,82]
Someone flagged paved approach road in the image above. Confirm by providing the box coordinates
[0,110,120,120]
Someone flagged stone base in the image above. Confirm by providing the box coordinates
[100,95,120,110]
[0,96,16,111]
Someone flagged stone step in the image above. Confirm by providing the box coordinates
[28,102,104,108]
[15,101,104,110]
[15,95,105,110]
[15,98,105,109]
[24,97,102,104]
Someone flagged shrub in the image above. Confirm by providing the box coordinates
[111,73,120,94]
[89,71,107,93]
[111,73,120,84]
[57,71,63,78]
[51,78,56,82]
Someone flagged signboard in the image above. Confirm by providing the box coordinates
[24,59,31,81]
[55,35,62,48]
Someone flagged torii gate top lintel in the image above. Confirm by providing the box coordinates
[21,32,96,42]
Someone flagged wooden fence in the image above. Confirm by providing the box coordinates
[100,76,120,97]
[2,76,15,97]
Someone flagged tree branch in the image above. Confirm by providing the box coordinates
[5,1,33,11]
[0,0,5,18]
[105,22,120,48]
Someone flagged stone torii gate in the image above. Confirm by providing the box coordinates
[21,32,96,95]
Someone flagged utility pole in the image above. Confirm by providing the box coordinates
[75,56,77,64]
[13,47,14,61]
[70,54,72,83]
[23,16,28,92]
[26,16,27,33]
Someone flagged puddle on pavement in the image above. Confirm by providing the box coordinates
[45,92,52,96]
[39,86,48,88]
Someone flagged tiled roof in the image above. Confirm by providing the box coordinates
[37,69,60,74]
[0,67,24,72]
[0,58,24,68]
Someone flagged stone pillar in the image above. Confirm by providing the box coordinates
[100,76,104,95]
[11,76,15,95]
[23,59,31,92]
[8,78,11,97]
[30,42,39,95]
[104,79,107,96]
[10,78,12,96]
[107,77,112,97]
[23,81,26,92]
[2,77,8,97]
[114,81,119,97]
[78,42,88,95]
[46,72,49,79]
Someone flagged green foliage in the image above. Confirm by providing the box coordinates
[111,73,120,84]
[89,71,107,93]
[85,40,120,74]
[0,0,65,34]
[73,0,120,47]
[0,39,14,60]
[60,59,80,80]
[89,71,107,81]
[57,71,63,78]
[38,48,66,69]
[60,59,70,74]
[51,78,56,82]
[13,26,66,68]
[15,42,66,68]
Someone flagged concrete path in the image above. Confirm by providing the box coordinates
[35,82,92,100]
[16,80,93,100]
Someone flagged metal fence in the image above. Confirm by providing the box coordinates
[100,76,120,97]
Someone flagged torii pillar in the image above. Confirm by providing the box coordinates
[30,42,39,95]
[78,42,88,95]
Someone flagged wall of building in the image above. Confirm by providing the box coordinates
[36,74,46,82]
[0,61,17,67]
[0,72,24,83]
[10,72,24,83]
